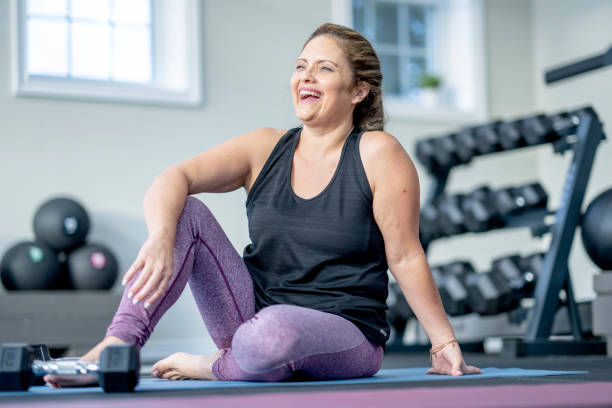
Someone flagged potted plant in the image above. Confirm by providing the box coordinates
[419,73,442,107]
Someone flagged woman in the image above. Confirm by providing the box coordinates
[45,23,480,386]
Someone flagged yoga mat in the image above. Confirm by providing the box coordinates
[2,382,611,408]
[0,367,585,396]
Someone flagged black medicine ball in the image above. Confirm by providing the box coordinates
[581,188,612,270]
[33,197,90,251]
[1,241,62,290]
[68,243,119,290]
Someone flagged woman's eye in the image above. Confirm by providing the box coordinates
[295,65,304,70]
[321,66,333,72]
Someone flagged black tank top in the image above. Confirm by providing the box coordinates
[243,127,390,346]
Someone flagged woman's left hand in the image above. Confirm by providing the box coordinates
[426,342,482,376]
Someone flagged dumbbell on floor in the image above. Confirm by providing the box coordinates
[0,344,140,392]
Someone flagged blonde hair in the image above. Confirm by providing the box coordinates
[304,23,385,131]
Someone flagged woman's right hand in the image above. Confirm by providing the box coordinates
[121,235,175,308]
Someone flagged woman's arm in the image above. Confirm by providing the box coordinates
[124,127,283,304]
[361,131,453,346]
[361,131,480,375]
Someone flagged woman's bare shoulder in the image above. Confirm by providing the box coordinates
[359,130,415,193]
[244,127,288,192]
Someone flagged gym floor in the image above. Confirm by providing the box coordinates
[1,351,611,407]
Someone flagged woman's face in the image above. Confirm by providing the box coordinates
[290,35,364,127]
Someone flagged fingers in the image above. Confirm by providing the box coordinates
[134,265,164,305]
[143,276,170,308]
[122,256,144,287]
[128,260,160,302]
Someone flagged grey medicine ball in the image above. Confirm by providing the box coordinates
[68,243,118,290]
[33,197,90,251]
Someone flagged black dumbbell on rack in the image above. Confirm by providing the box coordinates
[0,344,140,392]
[433,261,473,316]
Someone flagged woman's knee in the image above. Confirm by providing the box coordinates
[178,196,215,231]
[231,306,300,373]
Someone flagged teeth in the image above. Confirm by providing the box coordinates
[299,90,321,98]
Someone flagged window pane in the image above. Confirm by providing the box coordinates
[71,22,111,79]
[352,0,366,33]
[403,56,426,90]
[27,0,67,16]
[113,27,151,83]
[380,54,399,96]
[375,2,397,45]
[409,5,427,48]
[27,18,68,76]
[70,0,110,21]
[113,0,151,25]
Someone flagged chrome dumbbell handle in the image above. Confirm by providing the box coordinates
[31,358,100,376]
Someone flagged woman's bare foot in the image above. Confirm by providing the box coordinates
[43,336,126,388]
[151,349,223,381]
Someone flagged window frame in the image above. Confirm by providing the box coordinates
[332,0,488,124]
[10,0,204,108]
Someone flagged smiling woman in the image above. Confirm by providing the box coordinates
[43,22,480,388]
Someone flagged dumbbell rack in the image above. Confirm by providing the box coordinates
[421,108,607,357]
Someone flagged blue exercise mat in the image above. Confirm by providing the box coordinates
[0,367,586,396]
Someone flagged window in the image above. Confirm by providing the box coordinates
[11,0,203,107]
[333,0,487,123]
[353,0,435,98]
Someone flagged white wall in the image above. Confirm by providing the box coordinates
[5,0,598,354]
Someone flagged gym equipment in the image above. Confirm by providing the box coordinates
[0,343,140,393]
[545,44,612,84]
[67,243,119,290]
[498,119,525,150]
[436,261,473,316]
[419,204,443,245]
[520,114,560,146]
[435,194,466,236]
[581,188,612,270]
[462,186,505,232]
[33,197,90,252]
[491,253,541,307]
[454,127,478,163]
[474,121,503,154]
[0,242,61,290]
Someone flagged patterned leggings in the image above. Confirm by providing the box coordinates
[106,196,383,381]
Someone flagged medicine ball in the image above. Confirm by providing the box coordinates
[0,242,61,290]
[33,197,90,251]
[581,188,612,270]
[67,243,118,290]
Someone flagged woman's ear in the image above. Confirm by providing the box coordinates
[352,83,370,105]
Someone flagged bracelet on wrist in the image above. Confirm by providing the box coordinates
[429,338,458,362]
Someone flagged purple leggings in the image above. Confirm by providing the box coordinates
[106,196,383,381]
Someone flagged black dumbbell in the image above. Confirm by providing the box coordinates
[0,344,140,392]
[491,253,542,307]
[517,252,542,294]
[433,136,463,170]
[499,119,527,150]
[490,187,522,217]
[454,128,479,161]
[462,186,504,232]
[520,114,561,146]
[415,139,440,174]
[511,183,548,212]
[420,203,444,245]
[436,194,467,236]
[474,121,503,154]
[435,261,473,316]
[464,269,514,316]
